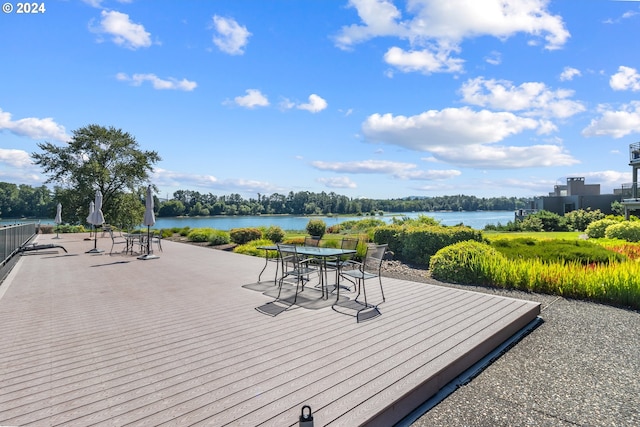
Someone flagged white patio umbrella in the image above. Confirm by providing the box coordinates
[53,203,62,239]
[138,185,158,260]
[86,190,105,253]
[84,201,95,240]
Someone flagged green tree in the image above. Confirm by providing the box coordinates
[31,124,160,225]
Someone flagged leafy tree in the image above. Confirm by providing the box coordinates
[158,200,185,217]
[31,124,160,225]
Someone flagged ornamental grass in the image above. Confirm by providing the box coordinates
[430,240,640,310]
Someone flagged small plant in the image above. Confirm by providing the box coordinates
[187,228,213,242]
[264,226,285,243]
[306,219,326,238]
[208,230,230,246]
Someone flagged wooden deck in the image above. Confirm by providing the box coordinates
[0,233,540,426]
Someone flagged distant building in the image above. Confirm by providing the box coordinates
[621,142,640,218]
[517,176,620,220]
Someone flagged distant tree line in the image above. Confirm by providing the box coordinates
[158,190,528,217]
[1,182,530,221]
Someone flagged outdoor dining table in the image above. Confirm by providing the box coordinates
[123,233,147,254]
[256,245,357,300]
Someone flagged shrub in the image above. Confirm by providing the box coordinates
[187,228,213,242]
[391,215,440,227]
[264,226,285,243]
[586,218,620,238]
[208,230,230,246]
[178,227,191,237]
[39,224,54,234]
[373,224,483,266]
[520,216,543,232]
[327,224,342,234]
[54,224,86,233]
[306,219,326,238]
[564,209,605,232]
[229,227,262,244]
[431,241,505,285]
[339,218,386,233]
[605,221,640,242]
[522,210,567,231]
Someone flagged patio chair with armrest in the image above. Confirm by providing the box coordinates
[255,244,320,316]
[337,243,387,322]
[304,236,321,247]
[109,229,128,255]
[152,231,163,252]
[323,237,359,293]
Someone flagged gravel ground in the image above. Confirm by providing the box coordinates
[380,261,640,427]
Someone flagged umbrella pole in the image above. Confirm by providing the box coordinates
[86,226,104,254]
[138,225,159,260]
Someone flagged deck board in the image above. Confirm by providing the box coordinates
[0,233,540,426]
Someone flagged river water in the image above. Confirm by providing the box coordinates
[2,211,516,231]
[153,211,515,231]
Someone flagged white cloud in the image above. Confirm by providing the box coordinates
[116,73,197,91]
[211,15,251,55]
[230,89,270,109]
[460,77,585,118]
[81,0,132,7]
[0,148,43,185]
[297,94,328,113]
[560,66,581,81]
[0,148,33,168]
[363,107,540,149]
[0,108,69,141]
[310,159,461,180]
[317,176,357,189]
[485,51,501,66]
[428,143,579,169]
[383,46,464,74]
[279,98,296,110]
[153,168,279,194]
[361,107,581,169]
[582,101,640,138]
[610,66,640,91]
[335,0,569,74]
[581,170,631,191]
[93,10,151,50]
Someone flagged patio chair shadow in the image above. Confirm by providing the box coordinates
[332,298,382,322]
[90,261,132,267]
[243,281,350,313]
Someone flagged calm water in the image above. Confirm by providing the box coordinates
[2,211,516,231]
[152,211,515,231]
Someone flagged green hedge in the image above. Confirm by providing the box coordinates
[373,224,484,266]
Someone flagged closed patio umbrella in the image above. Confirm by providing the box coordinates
[53,203,62,239]
[84,201,95,240]
[138,185,158,260]
[86,190,105,254]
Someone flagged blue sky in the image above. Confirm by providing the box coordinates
[2,0,640,200]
